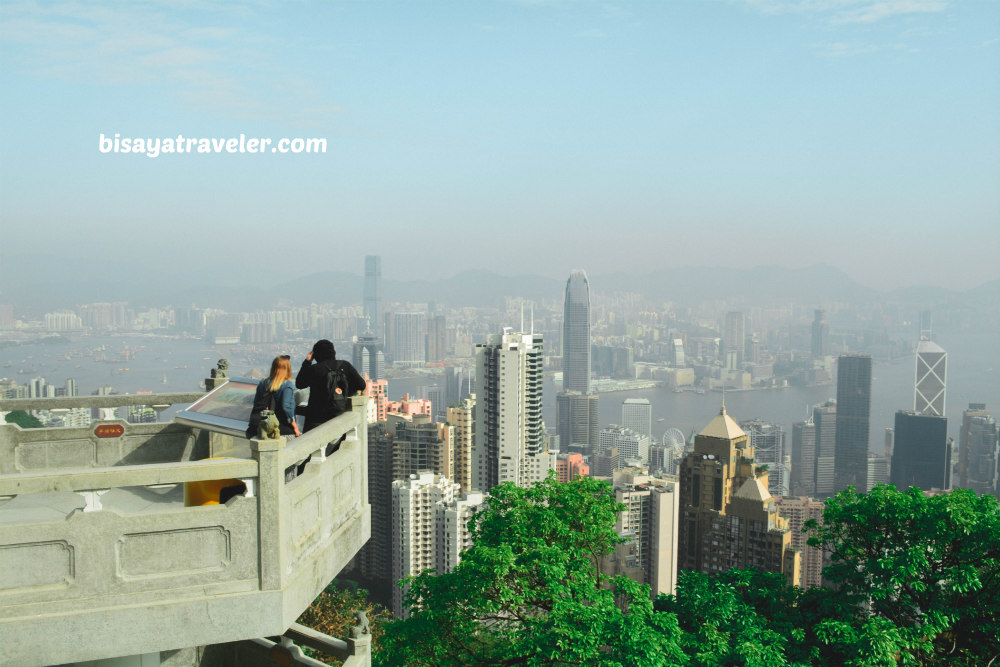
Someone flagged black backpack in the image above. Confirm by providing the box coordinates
[324,360,351,417]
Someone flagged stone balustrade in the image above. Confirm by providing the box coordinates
[0,392,371,667]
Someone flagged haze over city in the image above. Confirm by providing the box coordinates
[3,3,1000,664]
[1,0,998,296]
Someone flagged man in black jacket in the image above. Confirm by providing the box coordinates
[296,339,367,433]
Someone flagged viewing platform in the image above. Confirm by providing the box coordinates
[0,378,371,667]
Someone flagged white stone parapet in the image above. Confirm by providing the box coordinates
[0,394,371,667]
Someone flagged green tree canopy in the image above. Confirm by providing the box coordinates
[806,484,1000,666]
[376,477,999,667]
[376,474,686,667]
[3,410,42,429]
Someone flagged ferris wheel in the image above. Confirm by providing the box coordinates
[662,427,686,458]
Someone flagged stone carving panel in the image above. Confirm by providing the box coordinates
[0,540,74,592]
[117,526,230,579]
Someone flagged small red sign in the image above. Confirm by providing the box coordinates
[94,424,125,438]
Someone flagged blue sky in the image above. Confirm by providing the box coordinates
[1,0,998,292]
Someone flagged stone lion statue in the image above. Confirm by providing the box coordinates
[259,409,281,440]
[211,358,230,380]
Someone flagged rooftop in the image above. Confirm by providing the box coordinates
[698,404,746,441]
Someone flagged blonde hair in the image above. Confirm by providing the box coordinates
[268,356,292,393]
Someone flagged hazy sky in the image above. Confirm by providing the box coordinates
[1,0,998,293]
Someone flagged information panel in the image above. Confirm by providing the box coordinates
[175,377,259,437]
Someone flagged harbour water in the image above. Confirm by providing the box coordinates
[2,331,996,453]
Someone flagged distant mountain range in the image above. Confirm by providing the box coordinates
[4,265,998,314]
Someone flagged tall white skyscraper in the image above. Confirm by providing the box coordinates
[563,270,592,394]
[472,329,552,491]
[622,398,652,440]
[914,339,947,417]
[391,472,484,617]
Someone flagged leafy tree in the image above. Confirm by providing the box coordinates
[296,583,390,666]
[657,567,810,667]
[3,410,42,428]
[376,474,686,667]
[806,484,1000,666]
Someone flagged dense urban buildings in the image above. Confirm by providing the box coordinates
[834,355,872,494]
[562,270,592,394]
[471,329,551,491]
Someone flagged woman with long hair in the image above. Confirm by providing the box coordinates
[247,355,301,438]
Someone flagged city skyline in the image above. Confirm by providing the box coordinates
[1,1,999,294]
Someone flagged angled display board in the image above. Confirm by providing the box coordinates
[175,377,259,437]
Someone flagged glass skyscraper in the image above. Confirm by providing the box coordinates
[562,270,591,394]
[834,355,872,494]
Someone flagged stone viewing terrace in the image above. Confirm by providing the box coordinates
[0,372,371,667]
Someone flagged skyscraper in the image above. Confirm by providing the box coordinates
[622,398,653,440]
[813,401,837,498]
[811,309,829,359]
[390,414,453,481]
[959,404,998,497]
[604,470,680,599]
[363,255,383,339]
[556,391,600,454]
[890,410,951,491]
[472,329,551,491]
[393,312,427,366]
[723,312,745,369]
[773,496,825,589]
[677,405,799,582]
[867,454,890,492]
[447,396,476,493]
[353,334,385,382]
[391,472,483,617]
[791,418,816,497]
[914,339,947,416]
[834,355,872,494]
[426,314,448,363]
[562,270,592,394]
[739,419,788,497]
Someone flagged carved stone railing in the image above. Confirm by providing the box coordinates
[0,394,371,667]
